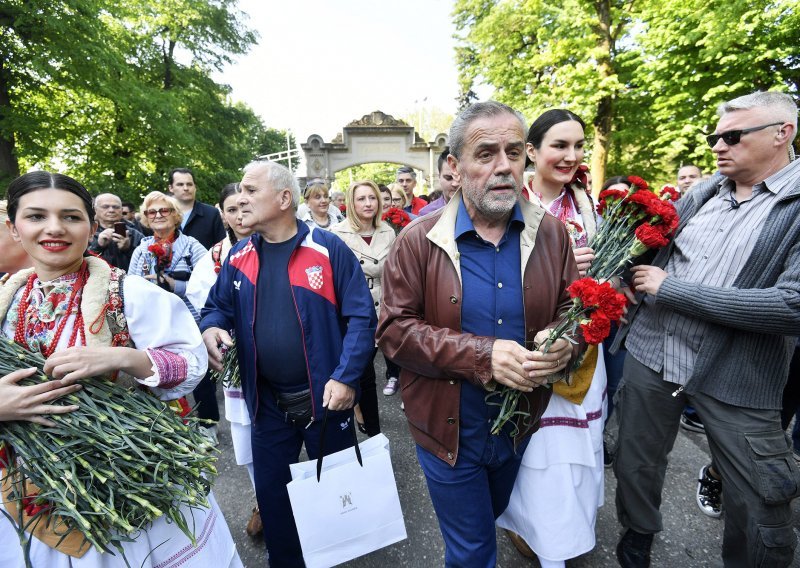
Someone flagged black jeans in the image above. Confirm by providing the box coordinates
[385,356,401,381]
[358,348,381,436]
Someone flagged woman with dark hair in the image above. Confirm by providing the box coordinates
[0,171,241,567]
[497,110,607,568]
[379,184,392,213]
[602,176,631,191]
[186,183,262,537]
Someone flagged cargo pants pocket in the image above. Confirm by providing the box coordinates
[745,431,800,505]
[754,522,796,568]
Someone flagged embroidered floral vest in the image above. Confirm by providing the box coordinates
[0,257,131,351]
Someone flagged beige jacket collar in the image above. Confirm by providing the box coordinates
[425,190,546,285]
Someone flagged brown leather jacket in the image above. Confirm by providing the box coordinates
[376,192,580,465]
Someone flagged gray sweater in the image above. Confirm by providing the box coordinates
[614,173,800,409]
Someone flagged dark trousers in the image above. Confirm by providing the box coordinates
[251,393,356,567]
[602,323,626,421]
[359,348,381,436]
[192,370,219,422]
[416,433,529,568]
[779,347,800,433]
[384,357,401,381]
[615,355,800,567]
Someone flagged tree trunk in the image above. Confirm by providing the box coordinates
[590,0,615,196]
[0,56,20,183]
[163,39,176,90]
[591,95,612,197]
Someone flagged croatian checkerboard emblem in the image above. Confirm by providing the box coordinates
[305,265,324,290]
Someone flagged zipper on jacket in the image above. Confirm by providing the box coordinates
[251,265,259,417]
[287,242,318,421]
[672,385,684,397]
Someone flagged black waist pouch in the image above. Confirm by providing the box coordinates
[275,388,312,424]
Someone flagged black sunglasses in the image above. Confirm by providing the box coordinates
[705,122,783,148]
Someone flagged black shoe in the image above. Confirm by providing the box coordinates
[616,529,653,568]
[696,464,723,518]
[604,443,615,468]
[679,411,705,433]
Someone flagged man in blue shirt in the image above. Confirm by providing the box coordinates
[377,101,579,567]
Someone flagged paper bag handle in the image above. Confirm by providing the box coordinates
[316,407,363,482]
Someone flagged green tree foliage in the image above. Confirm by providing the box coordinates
[0,0,287,204]
[453,0,800,187]
[634,0,800,176]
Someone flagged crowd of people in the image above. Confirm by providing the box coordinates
[0,89,799,568]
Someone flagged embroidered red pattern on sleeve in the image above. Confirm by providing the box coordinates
[146,348,188,389]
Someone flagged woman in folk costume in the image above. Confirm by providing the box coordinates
[185,183,262,537]
[331,180,396,435]
[0,171,242,568]
[497,110,607,567]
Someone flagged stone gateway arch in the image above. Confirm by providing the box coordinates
[301,111,448,186]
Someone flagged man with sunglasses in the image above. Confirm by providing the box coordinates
[613,90,800,567]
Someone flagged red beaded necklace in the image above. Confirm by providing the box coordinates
[13,261,90,357]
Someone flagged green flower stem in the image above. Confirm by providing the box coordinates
[0,339,217,563]
[487,302,591,435]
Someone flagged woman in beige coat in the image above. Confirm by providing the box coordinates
[331,180,395,435]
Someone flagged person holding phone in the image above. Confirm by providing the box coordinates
[89,193,144,270]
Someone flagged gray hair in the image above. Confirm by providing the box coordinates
[718,91,798,143]
[243,160,301,210]
[329,190,345,200]
[449,101,528,159]
[93,193,122,206]
[396,166,416,179]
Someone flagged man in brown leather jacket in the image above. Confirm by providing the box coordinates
[376,101,579,567]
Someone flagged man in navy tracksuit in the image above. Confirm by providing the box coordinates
[201,161,376,567]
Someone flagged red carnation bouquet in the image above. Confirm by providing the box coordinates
[588,176,679,280]
[147,240,173,290]
[659,185,681,202]
[490,277,628,434]
[147,241,172,271]
[489,176,679,435]
[381,207,412,235]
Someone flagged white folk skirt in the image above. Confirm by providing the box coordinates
[497,345,607,562]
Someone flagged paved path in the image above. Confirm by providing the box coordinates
[206,356,800,567]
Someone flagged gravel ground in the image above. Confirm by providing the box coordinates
[203,354,800,567]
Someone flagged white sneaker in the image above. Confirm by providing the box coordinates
[383,377,399,396]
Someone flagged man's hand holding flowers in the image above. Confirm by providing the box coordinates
[491,336,572,392]
[630,265,668,296]
[573,247,595,278]
[202,327,234,372]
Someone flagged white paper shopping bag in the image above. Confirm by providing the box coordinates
[287,432,407,568]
